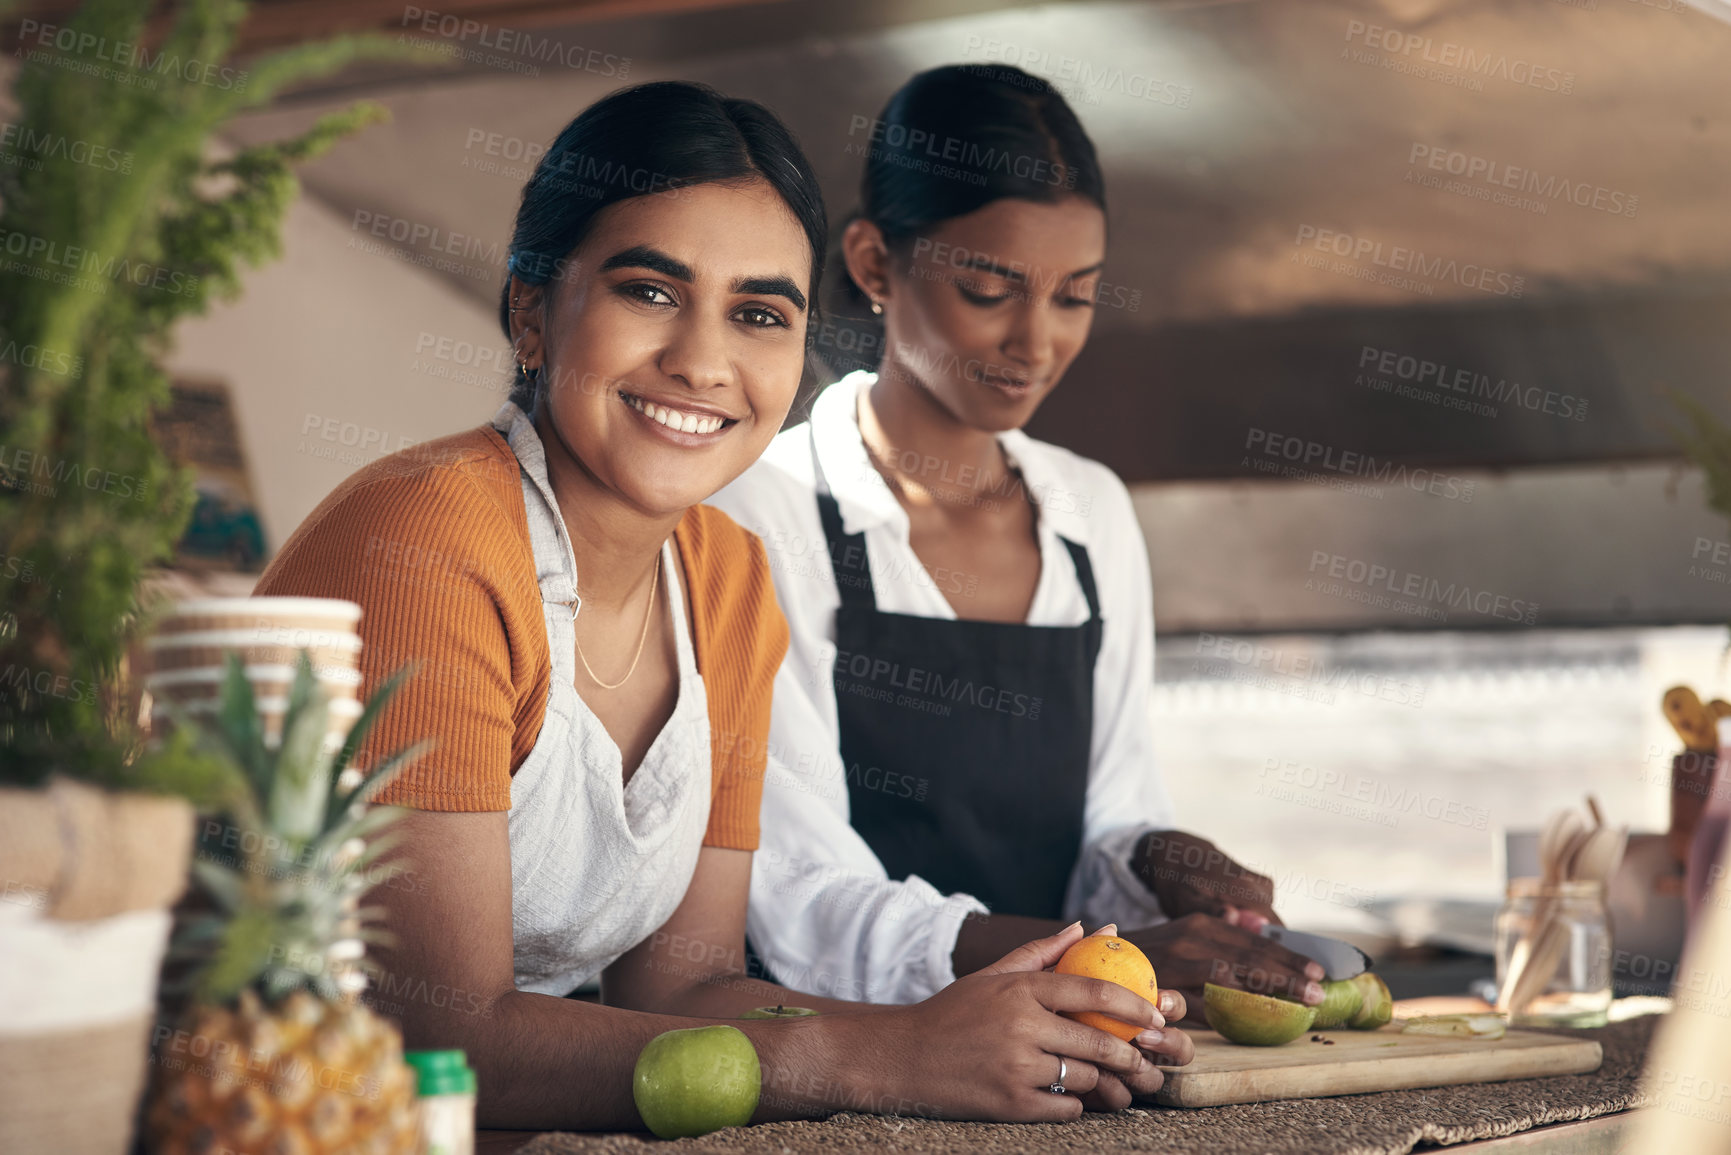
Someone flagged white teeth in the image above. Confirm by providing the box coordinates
[622,393,726,435]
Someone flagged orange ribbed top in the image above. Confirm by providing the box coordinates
[253,424,787,851]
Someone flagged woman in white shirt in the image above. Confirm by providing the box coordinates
[712,63,1328,1012]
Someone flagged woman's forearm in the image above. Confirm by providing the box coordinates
[643,968,893,1018]
[394,985,870,1129]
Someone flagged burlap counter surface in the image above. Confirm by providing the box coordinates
[518,1016,1655,1155]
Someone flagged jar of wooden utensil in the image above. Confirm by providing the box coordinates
[1494,879,1612,1028]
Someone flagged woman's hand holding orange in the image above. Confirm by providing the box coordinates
[1047,923,1194,1110]
[850,922,1190,1121]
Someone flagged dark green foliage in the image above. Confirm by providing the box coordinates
[0,0,436,788]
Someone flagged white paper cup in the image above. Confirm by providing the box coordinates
[146,634,362,680]
[157,597,362,639]
[145,664,362,706]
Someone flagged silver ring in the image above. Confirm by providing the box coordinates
[1049,1056,1067,1095]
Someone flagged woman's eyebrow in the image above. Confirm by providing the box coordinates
[600,245,692,281]
[600,244,806,313]
[733,274,807,314]
[961,255,1105,282]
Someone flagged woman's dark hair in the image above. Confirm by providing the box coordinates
[845,63,1105,306]
[500,81,827,411]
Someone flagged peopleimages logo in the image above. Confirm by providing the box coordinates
[15,18,249,91]
[1307,551,1540,625]
[1342,20,1575,94]
[0,123,134,174]
[1243,428,1476,502]
[959,36,1193,108]
[845,115,1076,189]
[833,648,1043,720]
[399,7,630,78]
[1358,346,1589,422]
[1294,225,1524,298]
[1407,143,1637,218]
[0,226,200,298]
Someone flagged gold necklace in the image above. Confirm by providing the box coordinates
[575,552,660,691]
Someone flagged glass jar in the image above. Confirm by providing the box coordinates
[1494,878,1612,1028]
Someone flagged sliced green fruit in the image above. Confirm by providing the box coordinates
[738,1005,818,1019]
[1348,972,1393,1030]
[1399,1013,1507,1040]
[1203,983,1318,1046]
[1310,979,1366,1029]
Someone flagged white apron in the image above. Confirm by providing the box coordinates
[492,403,713,996]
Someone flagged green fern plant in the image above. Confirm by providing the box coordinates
[0,0,440,791]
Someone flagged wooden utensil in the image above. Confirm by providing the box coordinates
[1664,686,1719,752]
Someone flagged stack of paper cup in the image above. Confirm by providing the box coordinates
[145,597,366,752]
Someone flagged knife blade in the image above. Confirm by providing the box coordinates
[1259,925,1373,981]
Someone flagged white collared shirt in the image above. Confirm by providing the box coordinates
[709,371,1175,1004]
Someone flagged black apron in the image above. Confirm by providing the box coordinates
[817,467,1103,919]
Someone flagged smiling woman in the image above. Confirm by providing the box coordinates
[249,79,1190,1134]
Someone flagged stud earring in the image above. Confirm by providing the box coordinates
[870,299,883,316]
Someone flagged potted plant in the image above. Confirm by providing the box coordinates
[0,0,433,1149]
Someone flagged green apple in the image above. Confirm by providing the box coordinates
[739,1004,819,1019]
[1348,972,1393,1029]
[1203,983,1317,1045]
[632,1025,761,1139]
[1310,979,1366,1029]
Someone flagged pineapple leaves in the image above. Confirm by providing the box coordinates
[197,907,279,1006]
[268,654,336,848]
[190,856,248,913]
[331,661,419,780]
[216,653,267,789]
[172,643,425,1006]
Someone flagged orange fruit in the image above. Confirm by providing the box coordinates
[1053,934,1158,1041]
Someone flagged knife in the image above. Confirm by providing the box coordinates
[1259,925,1374,981]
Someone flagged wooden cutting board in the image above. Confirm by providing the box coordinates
[1154,1026,1603,1108]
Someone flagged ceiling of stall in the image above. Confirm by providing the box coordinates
[99,0,1731,480]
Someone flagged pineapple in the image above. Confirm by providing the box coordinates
[146,653,429,1155]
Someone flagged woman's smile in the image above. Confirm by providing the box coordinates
[618,387,741,442]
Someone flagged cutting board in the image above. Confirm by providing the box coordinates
[1154,1026,1602,1108]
